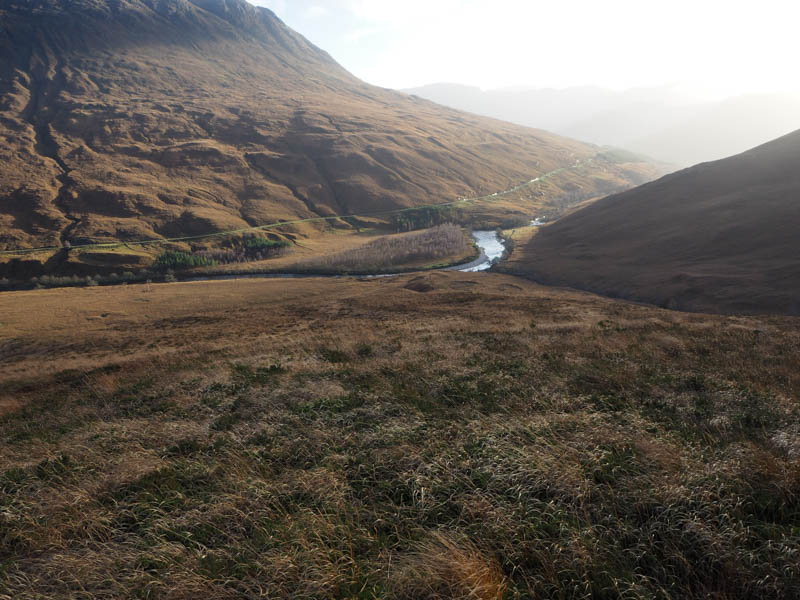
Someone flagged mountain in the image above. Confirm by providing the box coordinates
[0,0,660,261]
[511,130,800,315]
[406,84,800,166]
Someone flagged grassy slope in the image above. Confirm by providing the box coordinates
[1,274,799,598]
[513,129,800,316]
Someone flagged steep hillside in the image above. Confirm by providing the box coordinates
[511,130,800,315]
[0,0,659,262]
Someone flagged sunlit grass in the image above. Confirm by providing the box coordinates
[1,273,798,598]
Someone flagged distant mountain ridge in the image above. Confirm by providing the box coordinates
[512,129,800,315]
[406,83,800,166]
[0,0,661,258]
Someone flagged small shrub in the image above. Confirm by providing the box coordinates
[356,343,374,358]
[231,362,285,387]
[318,347,350,363]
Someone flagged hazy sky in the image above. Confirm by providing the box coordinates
[253,0,800,97]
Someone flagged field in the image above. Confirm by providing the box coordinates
[285,224,475,274]
[1,273,799,599]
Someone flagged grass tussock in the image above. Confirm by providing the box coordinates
[286,224,472,274]
[0,273,799,598]
[391,531,506,600]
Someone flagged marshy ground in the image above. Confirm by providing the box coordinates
[1,273,799,599]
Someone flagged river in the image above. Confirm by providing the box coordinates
[451,230,506,272]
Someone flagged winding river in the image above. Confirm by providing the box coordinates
[450,230,506,272]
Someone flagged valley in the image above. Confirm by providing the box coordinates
[1,1,798,598]
[0,151,622,285]
[0,0,663,271]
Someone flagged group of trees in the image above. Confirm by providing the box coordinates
[192,236,290,266]
[154,235,292,271]
[0,234,293,292]
[0,270,160,291]
[391,206,462,232]
[153,251,217,270]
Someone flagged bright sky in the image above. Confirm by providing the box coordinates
[252,0,800,96]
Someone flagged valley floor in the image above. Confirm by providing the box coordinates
[1,273,799,598]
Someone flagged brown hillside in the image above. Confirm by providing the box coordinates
[0,0,660,256]
[513,129,800,315]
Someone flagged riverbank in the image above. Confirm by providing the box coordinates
[0,229,507,292]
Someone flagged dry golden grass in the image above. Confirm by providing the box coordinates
[207,224,391,272]
[1,272,799,598]
[285,224,474,274]
[391,531,507,600]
